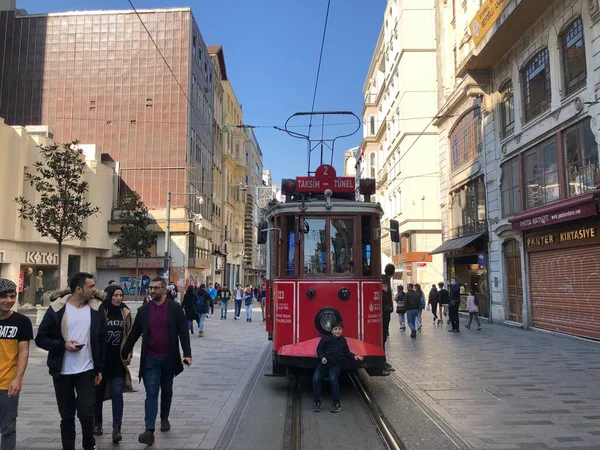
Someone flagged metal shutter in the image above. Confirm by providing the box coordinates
[529,245,600,340]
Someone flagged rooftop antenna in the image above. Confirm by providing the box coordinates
[284,111,360,176]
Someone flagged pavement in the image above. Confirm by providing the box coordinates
[384,313,600,449]
[15,304,269,450]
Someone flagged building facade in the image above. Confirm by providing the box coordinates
[0,6,215,285]
[361,0,443,287]
[435,0,600,338]
[0,120,113,303]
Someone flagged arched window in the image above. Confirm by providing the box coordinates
[521,48,551,122]
[370,153,376,179]
[449,107,481,171]
[561,17,586,96]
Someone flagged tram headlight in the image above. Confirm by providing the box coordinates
[314,307,343,335]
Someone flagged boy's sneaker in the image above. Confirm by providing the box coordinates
[399,326,406,331]
[330,401,341,413]
[313,401,322,412]
[410,330,417,339]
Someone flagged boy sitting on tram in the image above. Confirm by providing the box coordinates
[313,322,363,413]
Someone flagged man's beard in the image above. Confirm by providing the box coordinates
[151,293,162,302]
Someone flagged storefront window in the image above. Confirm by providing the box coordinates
[303,218,327,274]
[564,118,599,197]
[501,157,522,217]
[330,219,354,274]
[524,138,559,209]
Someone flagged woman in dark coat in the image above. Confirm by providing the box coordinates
[182,285,198,334]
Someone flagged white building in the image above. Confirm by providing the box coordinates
[361,0,443,286]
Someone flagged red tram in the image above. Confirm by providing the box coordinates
[258,163,399,376]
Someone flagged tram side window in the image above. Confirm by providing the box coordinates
[330,219,354,274]
[303,218,327,274]
[361,216,373,276]
[286,216,296,276]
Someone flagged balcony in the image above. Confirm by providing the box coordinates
[376,166,388,189]
[457,0,556,78]
[448,220,488,240]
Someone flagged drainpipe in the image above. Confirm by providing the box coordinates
[479,95,493,324]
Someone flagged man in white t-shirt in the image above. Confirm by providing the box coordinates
[35,273,107,450]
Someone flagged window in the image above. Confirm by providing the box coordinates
[450,178,486,238]
[255,163,260,176]
[192,34,196,50]
[501,157,521,217]
[564,118,598,197]
[522,49,551,122]
[245,151,249,163]
[449,107,481,171]
[523,137,559,209]
[369,116,375,135]
[369,153,376,178]
[303,218,327,274]
[330,219,354,274]
[561,17,586,96]
[361,216,373,276]
[500,80,514,138]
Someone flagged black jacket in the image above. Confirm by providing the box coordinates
[439,288,450,305]
[121,299,192,380]
[194,288,211,315]
[428,289,440,304]
[317,334,355,366]
[381,274,394,313]
[35,290,107,378]
[404,290,421,311]
[449,284,461,304]
[182,291,197,321]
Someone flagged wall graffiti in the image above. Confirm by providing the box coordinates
[118,274,151,295]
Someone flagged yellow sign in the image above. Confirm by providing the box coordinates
[526,235,554,248]
[469,0,511,46]
[559,227,596,243]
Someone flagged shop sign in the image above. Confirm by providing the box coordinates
[446,246,477,256]
[394,252,432,264]
[295,164,355,194]
[96,257,164,269]
[25,251,58,265]
[526,224,600,250]
[469,0,511,46]
[512,202,597,231]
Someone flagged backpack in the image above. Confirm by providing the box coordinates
[194,291,209,313]
[395,291,406,314]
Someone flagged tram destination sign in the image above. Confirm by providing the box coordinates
[296,164,355,194]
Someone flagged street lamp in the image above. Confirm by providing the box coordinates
[163,191,204,281]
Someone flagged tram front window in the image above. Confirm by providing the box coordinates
[330,219,354,274]
[303,218,327,274]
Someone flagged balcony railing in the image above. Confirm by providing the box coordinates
[448,219,488,240]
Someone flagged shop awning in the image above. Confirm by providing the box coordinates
[429,233,485,255]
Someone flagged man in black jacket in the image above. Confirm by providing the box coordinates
[404,284,421,339]
[121,277,192,445]
[381,263,395,372]
[35,272,107,450]
[448,278,461,332]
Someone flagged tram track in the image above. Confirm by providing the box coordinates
[283,371,407,450]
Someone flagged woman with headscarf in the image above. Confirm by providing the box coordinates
[94,285,134,443]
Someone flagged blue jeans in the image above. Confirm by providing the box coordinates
[245,303,252,320]
[94,376,125,425]
[143,357,174,431]
[220,300,229,318]
[198,313,206,332]
[313,363,341,403]
[407,309,419,332]
[0,390,18,450]
[234,299,242,317]
[187,320,194,333]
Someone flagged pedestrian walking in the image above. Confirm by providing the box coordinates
[120,277,192,445]
[181,285,197,334]
[194,285,211,337]
[404,284,421,339]
[415,283,425,331]
[0,278,33,450]
[166,283,178,302]
[207,283,217,318]
[94,285,134,444]
[438,282,450,323]
[219,284,231,319]
[312,323,363,413]
[381,263,395,373]
[395,285,406,331]
[259,283,267,322]
[428,284,440,324]
[244,285,254,322]
[233,284,244,320]
[465,290,482,331]
[35,272,107,450]
[448,278,461,332]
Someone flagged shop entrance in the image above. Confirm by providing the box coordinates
[447,254,489,318]
[503,239,523,323]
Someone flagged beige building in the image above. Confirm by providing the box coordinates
[361,0,442,287]
[0,119,113,306]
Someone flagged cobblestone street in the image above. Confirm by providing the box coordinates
[385,314,600,449]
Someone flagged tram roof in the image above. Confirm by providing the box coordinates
[265,198,383,218]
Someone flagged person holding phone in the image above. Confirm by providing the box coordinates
[121,277,192,445]
[35,273,107,450]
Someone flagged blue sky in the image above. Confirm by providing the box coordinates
[18,0,386,187]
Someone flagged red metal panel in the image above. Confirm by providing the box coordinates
[278,337,385,358]
[362,281,383,348]
[272,281,295,352]
[529,245,600,339]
